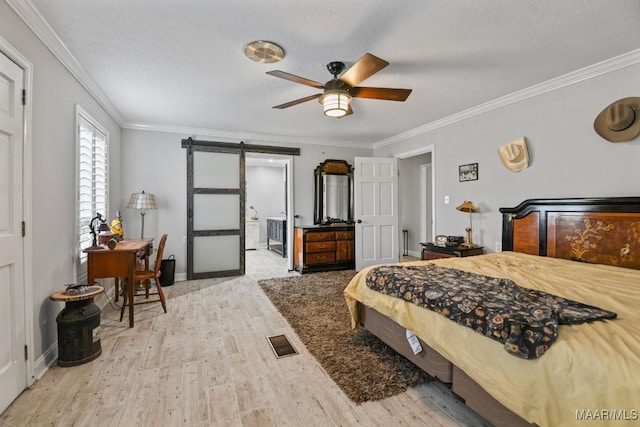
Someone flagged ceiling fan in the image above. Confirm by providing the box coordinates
[266,53,412,118]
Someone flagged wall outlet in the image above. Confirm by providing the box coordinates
[495,241,502,252]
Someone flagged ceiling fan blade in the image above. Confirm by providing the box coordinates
[272,93,322,109]
[351,87,412,102]
[340,53,389,87]
[266,70,325,89]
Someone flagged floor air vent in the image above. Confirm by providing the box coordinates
[267,334,298,358]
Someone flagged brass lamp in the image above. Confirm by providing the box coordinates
[456,200,477,248]
[127,190,157,238]
[85,212,110,250]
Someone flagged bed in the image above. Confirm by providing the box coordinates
[344,197,640,427]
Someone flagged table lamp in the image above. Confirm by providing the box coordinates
[127,190,157,238]
[85,212,110,250]
[248,205,258,220]
[456,200,477,248]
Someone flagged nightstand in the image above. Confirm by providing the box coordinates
[420,243,484,260]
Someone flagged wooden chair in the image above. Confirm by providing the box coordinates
[114,243,152,302]
[120,234,168,321]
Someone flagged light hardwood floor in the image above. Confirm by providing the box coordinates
[1,249,490,426]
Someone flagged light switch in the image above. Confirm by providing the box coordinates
[444,195,450,204]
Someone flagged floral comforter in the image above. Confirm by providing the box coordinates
[366,264,617,359]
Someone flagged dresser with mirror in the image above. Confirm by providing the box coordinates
[294,159,355,273]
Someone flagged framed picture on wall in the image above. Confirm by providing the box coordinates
[459,163,478,182]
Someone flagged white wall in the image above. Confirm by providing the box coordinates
[121,129,373,277]
[375,61,640,253]
[120,129,186,276]
[246,165,286,245]
[1,2,123,372]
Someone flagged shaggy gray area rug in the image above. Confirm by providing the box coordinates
[258,270,431,403]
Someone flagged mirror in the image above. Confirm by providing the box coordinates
[314,159,353,224]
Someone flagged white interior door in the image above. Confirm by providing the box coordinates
[354,157,399,270]
[0,51,27,413]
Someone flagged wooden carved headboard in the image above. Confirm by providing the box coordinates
[500,197,640,270]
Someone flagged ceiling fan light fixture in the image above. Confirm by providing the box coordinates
[321,90,351,118]
[267,53,410,116]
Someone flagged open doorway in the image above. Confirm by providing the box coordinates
[396,145,435,259]
[245,153,294,278]
[182,139,298,279]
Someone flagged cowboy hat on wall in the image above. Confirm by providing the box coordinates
[594,97,640,142]
[498,137,530,173]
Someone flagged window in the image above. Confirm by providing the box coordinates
[76,106,108,281]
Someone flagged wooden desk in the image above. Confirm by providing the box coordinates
[85,238,152,328]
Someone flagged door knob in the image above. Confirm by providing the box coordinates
[357,219,362,223]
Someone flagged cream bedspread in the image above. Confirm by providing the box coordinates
[344,252,640,427]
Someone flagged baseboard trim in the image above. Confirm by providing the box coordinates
[407,249,422,259]
[33,341,57,380]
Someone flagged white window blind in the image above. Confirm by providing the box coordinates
[77,108,108,282]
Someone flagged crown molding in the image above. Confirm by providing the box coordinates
[123,122,370,150]
[373,48,640,150]
[7,0,125,126]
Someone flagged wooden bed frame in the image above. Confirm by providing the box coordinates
[357,196,640,427]
[501,197,640,270]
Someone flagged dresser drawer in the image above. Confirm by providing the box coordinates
[335,231,354,240]
[306,252,336,264]
[421,245,485,260]
[294,226,355,273]
[336,239,354,261]
[423,251,455,260]
[306,231,335,241]
[306,241,336,253]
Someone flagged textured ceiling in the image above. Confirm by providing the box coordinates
[25,0,640,146]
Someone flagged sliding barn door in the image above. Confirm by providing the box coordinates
[186,142,245,279]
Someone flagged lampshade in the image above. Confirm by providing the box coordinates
[321,90,351,118]
[127,190,157,238]
[127,191,157,210]
[456,200,477,213]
